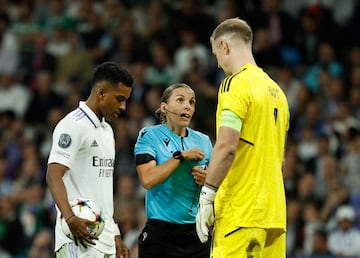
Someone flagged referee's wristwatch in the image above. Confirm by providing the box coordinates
[173,151,184,163]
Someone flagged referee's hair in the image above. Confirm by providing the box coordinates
[91,62,134,88]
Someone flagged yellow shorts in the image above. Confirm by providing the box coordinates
[211,220,286,258]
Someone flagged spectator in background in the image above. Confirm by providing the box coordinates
[0,197,25,257]
[308,229,336,258]
[328,205,360,257]
[0,11,19,76]
[182,66,217,139]
[251,0,295,48]
[24,70,63,126]
[346,1,360,43]
[110,15,146,65]
[296,173,320,204]
[79,10,114,64]
[320,177,350,231]
[113,118,137,178]
[331,101,360,152]
[0,72,31,119]
[46,17,72,58]
[174,28,211,80]
[11,0,41,79]
[302,42,343,93]
[101,0,127,34]
[133,0,170,46]
[277,66,303,113]
[54,30,94,96]
[113,175,144,257]
[341,128,360,198]
[168,0,215,48]
[20,32,56,86]
[28,228,54,258]
[283,152,304,199]
[286,198,303,257]
[145,41,179,89]
[36,0,67,38]
[0,156,13,197]
[38,107,65,163]
[302,201,323,256]
[349,85,360,121]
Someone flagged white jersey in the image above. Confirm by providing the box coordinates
[48,101,119,253]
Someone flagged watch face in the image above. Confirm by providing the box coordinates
[173,151,181,159]
[173,151,183,161]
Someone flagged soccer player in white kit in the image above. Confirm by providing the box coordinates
[46,62,134,258]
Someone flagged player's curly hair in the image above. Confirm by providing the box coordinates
[91,62,134,88]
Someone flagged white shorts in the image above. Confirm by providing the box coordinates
[56,243,115,258]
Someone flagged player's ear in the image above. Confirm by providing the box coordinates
[220,40,229,54]
[98,88,105,98]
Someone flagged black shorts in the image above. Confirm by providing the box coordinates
[138,219,211,258]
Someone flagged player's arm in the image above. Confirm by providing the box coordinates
[196,110,242,243]
[46,163,97,247]
[205,109,242,188]
[46,163,73,221]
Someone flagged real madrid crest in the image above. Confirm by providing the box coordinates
[58,133,72,148]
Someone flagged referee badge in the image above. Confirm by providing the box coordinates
[58,134,72,148]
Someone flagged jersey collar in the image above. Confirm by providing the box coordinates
[79,101,101,128]
[162,123,189,137]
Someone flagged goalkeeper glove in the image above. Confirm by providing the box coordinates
[196,185,216,243]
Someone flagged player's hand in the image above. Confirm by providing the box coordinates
[191,165,207,185]
[196,185,216,243]
[67,216,98,248]
[182,148,204,161]
[115,235,129,258]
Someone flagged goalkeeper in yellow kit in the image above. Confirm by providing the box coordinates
[196,18,290,258]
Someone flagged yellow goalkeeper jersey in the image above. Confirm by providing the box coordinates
[215,64,289,234]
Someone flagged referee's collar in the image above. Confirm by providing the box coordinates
[79,101,102,128]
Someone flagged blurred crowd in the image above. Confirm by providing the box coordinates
[0,0,359,257]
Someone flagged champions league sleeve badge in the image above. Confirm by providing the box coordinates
[58,133,72,148]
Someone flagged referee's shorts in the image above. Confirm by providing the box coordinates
[138,219,211,258]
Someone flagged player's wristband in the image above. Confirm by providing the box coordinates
[65,214,75,223]
[205,183,218,192]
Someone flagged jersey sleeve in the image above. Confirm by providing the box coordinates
[134,127,156,158]
[47,119,83,169]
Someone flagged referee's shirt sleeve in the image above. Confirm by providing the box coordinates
[134,127,156,165]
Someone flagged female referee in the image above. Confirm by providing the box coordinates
[134,83,213,258]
